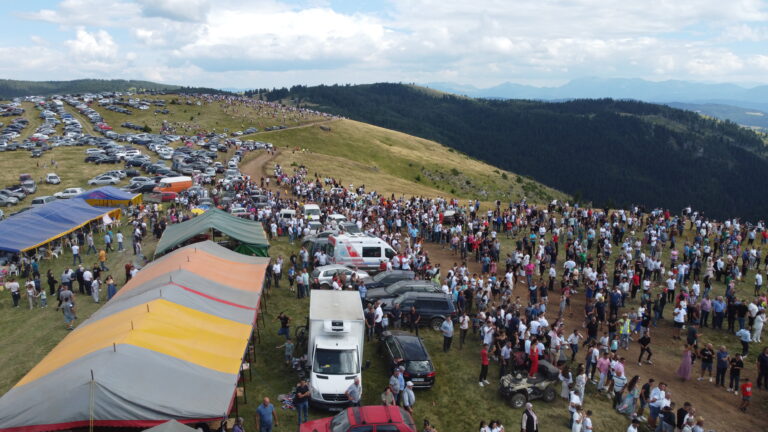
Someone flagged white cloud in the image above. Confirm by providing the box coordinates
[64,27,120,71]
[6,0,768,87]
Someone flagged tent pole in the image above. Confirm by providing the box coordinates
[89,370,95,432]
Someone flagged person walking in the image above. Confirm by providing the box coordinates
[676,345,693,381]
[98,249,108,271]
[441,315,454,352]
[739,377,752,412]
[735,327,751,356]
[255,397,278,432]
[294,378,310,426]
[617,375,640,418]
[637,330,653,365]
[71,243,82,265]
[479,344,490,387]
[521,403,539,432]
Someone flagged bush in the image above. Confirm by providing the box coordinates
[450,168,460,176]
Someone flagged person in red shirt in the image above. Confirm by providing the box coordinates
[739,377,752,412]
[479,344,490,387]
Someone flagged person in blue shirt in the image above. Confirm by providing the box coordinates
[715,346,730,388]
[712,296,726,329]
[441,315,454,352]
[255,397,278,432]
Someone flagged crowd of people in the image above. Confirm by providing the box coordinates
[250,162,768,431]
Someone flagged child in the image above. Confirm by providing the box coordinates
[287,266,296,293]
[38,289,47,308]
[610,335,620,353]
[739,377,752,412]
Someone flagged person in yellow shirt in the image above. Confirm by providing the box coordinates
[98,249,109,271]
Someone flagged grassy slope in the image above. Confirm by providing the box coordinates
[265,119,568,203]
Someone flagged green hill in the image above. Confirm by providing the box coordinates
[0,79,230,99]
[261,83,768,219]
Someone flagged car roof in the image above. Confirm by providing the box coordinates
[390,332,429,360]
[398,291,449,300]
[347,405,405,426]
[389,280,436,288]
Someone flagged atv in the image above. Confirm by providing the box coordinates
[499,359,559,408]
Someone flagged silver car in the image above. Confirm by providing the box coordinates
[88,175,119,186]
[311,264,371,289]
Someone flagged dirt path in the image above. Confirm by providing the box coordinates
[249,158,765,431]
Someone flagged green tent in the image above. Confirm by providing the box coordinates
[154,208,269,258]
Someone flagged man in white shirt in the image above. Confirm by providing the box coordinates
[648,382,667,429]
[673,305,686,339]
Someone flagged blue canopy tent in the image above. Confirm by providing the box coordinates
[0,199,120,253]
[76,186,142,207]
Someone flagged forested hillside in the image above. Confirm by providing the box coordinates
[262,83,768,220]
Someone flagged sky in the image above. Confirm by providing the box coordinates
[1,0,767,89]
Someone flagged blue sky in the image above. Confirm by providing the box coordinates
[0,0,767,88]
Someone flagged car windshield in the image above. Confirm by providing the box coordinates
[329,410,352,432]
[313,348,359,375]
[305,208,320,215]
[406,360,433,374]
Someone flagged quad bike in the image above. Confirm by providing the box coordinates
[498,359,559,408]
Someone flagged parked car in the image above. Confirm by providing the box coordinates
[0,195,16,207]
[30,195,57,207]
[311,264,371,289]
[54,187,86,199]
[87,175,119,186]
[499,360,559,408]
[45,173,61,184]
[20,180,36,194]
[380,330,436,389]
[365,280,441,304]
[380,292,456,331]
[365,270,416,289]
[299,405,416,432]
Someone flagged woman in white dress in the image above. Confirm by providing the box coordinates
[574,363,587,402]
[559,365,573,399]
[571,406,583,432]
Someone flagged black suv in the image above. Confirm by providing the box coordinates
[380,331,436,389]
[365,280,441,304]
[365,270,415,289]
[380,292,455,331]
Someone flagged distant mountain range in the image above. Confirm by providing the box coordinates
[427,77,768,113]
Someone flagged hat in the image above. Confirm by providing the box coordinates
[406,381,414,387]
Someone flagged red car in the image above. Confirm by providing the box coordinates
[300,405,416,432]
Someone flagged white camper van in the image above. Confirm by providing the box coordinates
[328,234,397,272]
[308,290,365,410]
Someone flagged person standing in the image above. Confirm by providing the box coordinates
[294,378,310,426]
[389,368,402,404]
[637,378,654,421]
[459,312,470,349]
[582,410,593,431]
[441,315,454,352]
[402,381,416,414]
[521,403,539,432]
[276,312,291,339]
[739,377,752,412]
[715,346,729,388]
[698,343,714,382]
[408,306,421,336]
[648,382,667,429]
[752,310,764,343]
[345,377,362,406]
[676,345,692,381]
[98,249,108,271]
[72,243,81,265]
[568,328,584,362]
[529,338,540,378]
[735,327,751,356]
[479,344,490,387]
[757,347,768,390]
[255,397,278,432]
[729,353,744,393]
[6,278,21,308]
[105,276,116,301]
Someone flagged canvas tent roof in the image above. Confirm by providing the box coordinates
[154,208,269,258]
[0,199,119,253]
[0,241,268,432]
[77,186,142,207]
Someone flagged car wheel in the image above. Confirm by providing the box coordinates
[319,284,331,290]
[543,387,556,403]
[430,317,444,331]
[510,393,527,409]
[111,181,117,185]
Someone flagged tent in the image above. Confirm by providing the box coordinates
[0,242,269,432]
[0,199,120,253]
[144,420,198,432]
[77,186,142,207]
[154,208,269,258]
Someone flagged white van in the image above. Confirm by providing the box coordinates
[327,214,347,226]
[279,209,297,220]
[303,203,321,221]
[328,234,397,271]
